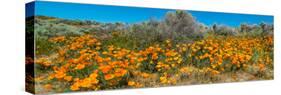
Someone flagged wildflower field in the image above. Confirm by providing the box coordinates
[26,10,273,94]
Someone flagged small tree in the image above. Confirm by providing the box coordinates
[160,10,199,40]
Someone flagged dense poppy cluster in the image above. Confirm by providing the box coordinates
[34,34,273,93]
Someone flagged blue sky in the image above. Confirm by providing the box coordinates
[26,1,273,27]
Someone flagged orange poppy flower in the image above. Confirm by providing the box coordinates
[75,64,85,70]
[70,84,80,91]
[104,74,115,80]
[64,76,73,82]
[128,81,135,86]
[55,71,66,79]
[99,65,111,73]
[44,84,52,90]
[141,73,149,78]
[114,68,127,77]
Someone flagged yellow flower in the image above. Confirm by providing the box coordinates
[96,46,101,50]
[96,42,101,46]
[165,39,171,43]
[160,76,167,84]
[102,51,108,55]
